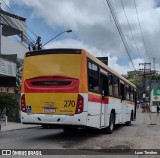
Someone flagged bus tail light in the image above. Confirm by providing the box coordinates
[21,94,26,112]
[75,94,84,114]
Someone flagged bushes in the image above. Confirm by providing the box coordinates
[0,93,20,122]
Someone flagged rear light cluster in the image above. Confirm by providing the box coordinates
[75,94,84,114]
[21,94,26,112]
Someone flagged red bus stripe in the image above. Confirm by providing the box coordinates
[88,94,109,104]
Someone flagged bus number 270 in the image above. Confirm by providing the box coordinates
[64,100,76,107]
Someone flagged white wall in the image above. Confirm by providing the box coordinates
[1,36,27,59]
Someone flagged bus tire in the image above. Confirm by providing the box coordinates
[107,113,115,134]
[125,113,132,126]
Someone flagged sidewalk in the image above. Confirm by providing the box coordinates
[0,121,40,132]
[137,108,160,126]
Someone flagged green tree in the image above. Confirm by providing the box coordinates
[125,72,160,101]
[15,59,23,93]
[0,93,17,116]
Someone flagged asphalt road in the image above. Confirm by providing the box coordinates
[0,110,160,158]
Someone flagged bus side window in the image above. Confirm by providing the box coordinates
[108,73,113,96]
[130,87,134,101]
[112,76,119,97]
[88,61,100,93]
[120,83,125,100]
[100,73,108,96]
[126,84,130,100]
[88,74,100,92]
[133,89,137,101]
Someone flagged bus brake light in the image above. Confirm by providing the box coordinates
[75,94,84,114]
[21,94,26,112]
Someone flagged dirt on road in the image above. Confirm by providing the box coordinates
[63,109,160,150]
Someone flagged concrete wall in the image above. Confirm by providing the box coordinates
[2,36,27,59]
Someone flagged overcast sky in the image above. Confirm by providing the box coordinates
[3,0,160,74]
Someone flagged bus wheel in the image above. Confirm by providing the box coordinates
[125,113,132,126]
[107,113,115,134]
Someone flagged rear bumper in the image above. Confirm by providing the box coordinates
[21,111,87,126]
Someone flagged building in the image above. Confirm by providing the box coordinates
[0,9,27,93]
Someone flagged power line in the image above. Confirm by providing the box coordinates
[103,0,126,53]
[105,0,136,70]
[1,13,27,48]
[103,0,135,63]
[12,36,28,49]
[1,0,36,44]
[133,0,150,62]
[2,0,36,37]
[1,11,33,45]
[1,15,30,44]
[120,0,142,59]
[0,15,28,49]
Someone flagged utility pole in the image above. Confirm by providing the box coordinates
[29,36,42,51]
[153,58,155,71]
[37,36,42,50]
[139,63,151,102]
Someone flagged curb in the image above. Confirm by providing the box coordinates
[0,125,41,133]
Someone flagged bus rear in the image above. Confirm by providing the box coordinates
[21,49,88,128]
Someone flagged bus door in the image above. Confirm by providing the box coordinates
[134,89,137,120]
[120,80,126,122]
[100,70,108,128]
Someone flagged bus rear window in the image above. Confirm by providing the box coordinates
[26,49,82,57]
[31,81,71,86]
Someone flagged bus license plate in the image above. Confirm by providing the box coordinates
[44,108,56,113]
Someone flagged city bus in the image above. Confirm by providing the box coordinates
[21,48,137,133]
